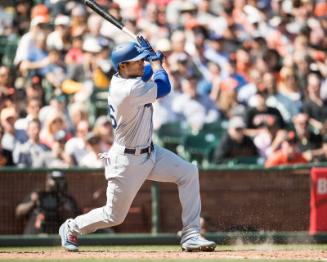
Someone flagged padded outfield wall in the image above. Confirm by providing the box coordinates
[0,166,316,235]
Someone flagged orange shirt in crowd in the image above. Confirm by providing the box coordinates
[265,151,308,168]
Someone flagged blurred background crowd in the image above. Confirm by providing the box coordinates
[0,0,326,168]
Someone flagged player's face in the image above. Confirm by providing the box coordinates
[120,59,144,78]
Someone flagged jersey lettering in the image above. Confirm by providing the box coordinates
[108,105,117,129]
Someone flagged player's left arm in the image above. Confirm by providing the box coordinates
[137,36,171,98]
[150,59,171,99]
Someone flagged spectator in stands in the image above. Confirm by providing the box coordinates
[44,48,67,91]
[168,30,201,83]
[302,73,327,132]
[92,116,113,152]
[39,95,69,126]
[314,135,327,163]
[19,31,49,78]
[198,60,222,96]
[79,132,103,168]
[271,66,303,122]
[293,51,311,96]
[67,102,89,136]
[0,66,15,107]
[210,77,244,120]
[65,35,84,65]
[0,125,13,166]
[12,0,33,36]
[24,76,45,105]
[153,95,180,131]
[254,115,287,160]
[15,98,41,134]
[46,129,72,168]
[172,73,219,132]
[14,14,49,66]
[15,170,79,234]
[40,110,68,149]
[62,37,101,102]
[64,120,89,166]
[213,116,258,164]
[244,90,285,137]
[0,107,21,152]
[265,131,308,168]
[13,119,49,168]
[46,15,71,53]
[70,4,88,38]
[292,112,322,153]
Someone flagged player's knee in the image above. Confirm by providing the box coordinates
[180,162,199,183]
[188,163,199,180]
[103,206,127,226]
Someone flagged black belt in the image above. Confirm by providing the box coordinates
[124,142,154,155]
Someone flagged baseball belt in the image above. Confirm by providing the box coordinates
[124,142,154,155]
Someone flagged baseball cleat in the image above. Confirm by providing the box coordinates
[181,235,216,252]
[59,220,79,252]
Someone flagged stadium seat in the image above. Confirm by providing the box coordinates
[0,35,7,62]
[200,121,227,138]
[224,156,262,166]
[91,88,109,117]
[2,35,19,68]
[155,122,189,153]
[178,133,220,166]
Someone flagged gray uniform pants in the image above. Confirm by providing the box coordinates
[69,144,201,243]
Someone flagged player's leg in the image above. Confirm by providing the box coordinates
[147,145,216,251]
[59,152,154,251]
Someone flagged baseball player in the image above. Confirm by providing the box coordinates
[59,36,216,252]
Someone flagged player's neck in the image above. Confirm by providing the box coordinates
[119,72,139,79]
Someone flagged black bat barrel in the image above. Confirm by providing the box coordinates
[84,0,124,30]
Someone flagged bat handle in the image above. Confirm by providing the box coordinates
[122,26,137,41]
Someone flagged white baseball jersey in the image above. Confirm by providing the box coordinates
[67,70,202,245]
[108,74,157,148]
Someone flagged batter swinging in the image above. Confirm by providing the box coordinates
[59,36,216,252]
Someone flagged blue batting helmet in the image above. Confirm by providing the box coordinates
[111,42,149,71]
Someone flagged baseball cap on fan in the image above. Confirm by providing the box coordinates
[31,4,49,19]
[31,15,49,27]
[0,107,17,123]
[94,115,111,128]
[228,116,246,129]
[72,5,86,17]
[55,16,70,27]
[83,37,102,53]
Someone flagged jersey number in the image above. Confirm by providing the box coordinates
[108,105,117,129]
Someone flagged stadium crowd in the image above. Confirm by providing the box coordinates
[0,0,326,168]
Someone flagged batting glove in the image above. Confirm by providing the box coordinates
[146,51,164,63]
[137,35,155,54]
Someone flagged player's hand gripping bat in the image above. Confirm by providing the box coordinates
[84,0,137,40]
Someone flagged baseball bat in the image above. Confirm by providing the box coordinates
[84,0,137,40]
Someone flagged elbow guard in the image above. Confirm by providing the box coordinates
[154,69,171,98]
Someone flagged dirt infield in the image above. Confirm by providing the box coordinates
[1,248,327,261]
